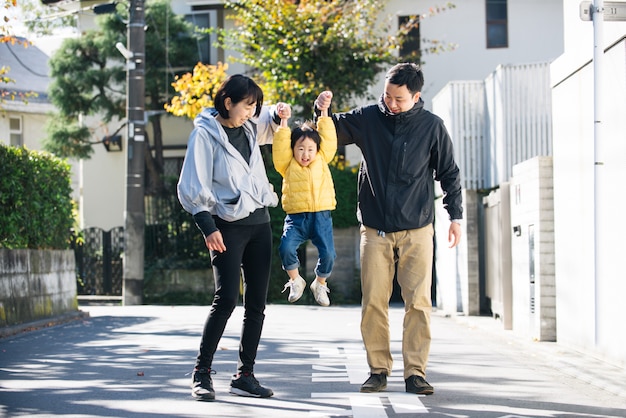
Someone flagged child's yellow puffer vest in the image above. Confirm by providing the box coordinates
[272,117,337,214]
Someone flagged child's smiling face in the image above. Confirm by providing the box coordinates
[293,136,318,167]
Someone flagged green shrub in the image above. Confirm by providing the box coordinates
[0,144,74,249]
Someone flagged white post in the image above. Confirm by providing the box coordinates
[592,0,604,344]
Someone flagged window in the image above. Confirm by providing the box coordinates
[9,116,23,147]
[486,0,508,48]
[186,9,219,64]
[399,15,421,62]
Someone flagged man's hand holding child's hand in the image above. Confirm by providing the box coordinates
[315,91,333,117]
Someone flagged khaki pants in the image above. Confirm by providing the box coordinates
[359,224,433,379]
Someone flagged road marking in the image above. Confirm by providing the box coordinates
[350,395,387,417]
[315,344,369,384]
[387,393,429,414]
[310,393,428,417]
[312,346,429,416]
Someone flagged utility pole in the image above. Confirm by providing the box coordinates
[122,0,146,305]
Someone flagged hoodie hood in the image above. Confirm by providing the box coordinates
[194,108,226,145]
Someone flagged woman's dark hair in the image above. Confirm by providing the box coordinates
[214,74,264,119]
[290,121,322,151]
[385,63,424,95]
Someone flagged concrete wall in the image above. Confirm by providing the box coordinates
[306,226,360,304]
[483,183,513,330]
[0,249,79,328]
[143,268,213,301]
[435,188,479,316]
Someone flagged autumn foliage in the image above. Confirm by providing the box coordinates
[165,62,230,120]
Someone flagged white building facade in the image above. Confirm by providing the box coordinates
[550,0,626,368]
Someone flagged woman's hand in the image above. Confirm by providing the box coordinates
[205,230,226,253]
[276,102,292,127]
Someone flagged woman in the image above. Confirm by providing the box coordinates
[177,74,290,400]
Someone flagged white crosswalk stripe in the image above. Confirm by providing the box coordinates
[311,346,429,417]
[309,393,428,417]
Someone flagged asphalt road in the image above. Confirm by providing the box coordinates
[1,304,625,417]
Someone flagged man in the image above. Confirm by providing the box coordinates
[315,63,462,395]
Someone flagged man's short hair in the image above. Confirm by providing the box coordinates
[385,63,424,94]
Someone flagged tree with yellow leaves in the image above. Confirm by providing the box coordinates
[165,62,230,120]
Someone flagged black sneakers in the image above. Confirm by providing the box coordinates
[360,373,388,393]
[229,372,274,398]
[405,375,434,395]
[191,367,215,401]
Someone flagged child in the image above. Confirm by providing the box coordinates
[273,91,337,306]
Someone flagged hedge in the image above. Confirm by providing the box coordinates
[0,144,74,249]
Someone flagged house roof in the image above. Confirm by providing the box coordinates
[1,37,51,102]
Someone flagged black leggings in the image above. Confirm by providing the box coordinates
[195,222,272,374]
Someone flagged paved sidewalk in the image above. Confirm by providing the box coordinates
[1,304,625,417]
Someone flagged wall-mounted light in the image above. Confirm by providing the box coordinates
[513,225,522,237]
[103,135,123,152]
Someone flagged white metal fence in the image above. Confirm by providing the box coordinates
[433,62,553,190]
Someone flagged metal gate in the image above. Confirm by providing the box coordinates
[73,227,124,296]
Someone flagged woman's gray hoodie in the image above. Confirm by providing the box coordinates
[177,106,279,223]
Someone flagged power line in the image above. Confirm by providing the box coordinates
[2,42,49,78]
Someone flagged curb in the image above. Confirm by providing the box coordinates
[0,310,90,339]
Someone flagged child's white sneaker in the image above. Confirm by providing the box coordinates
[310,279,330,306]
[282,276,306,303]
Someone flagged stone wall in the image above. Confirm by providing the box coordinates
[143,268,213,302]
[0,249,78,328]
